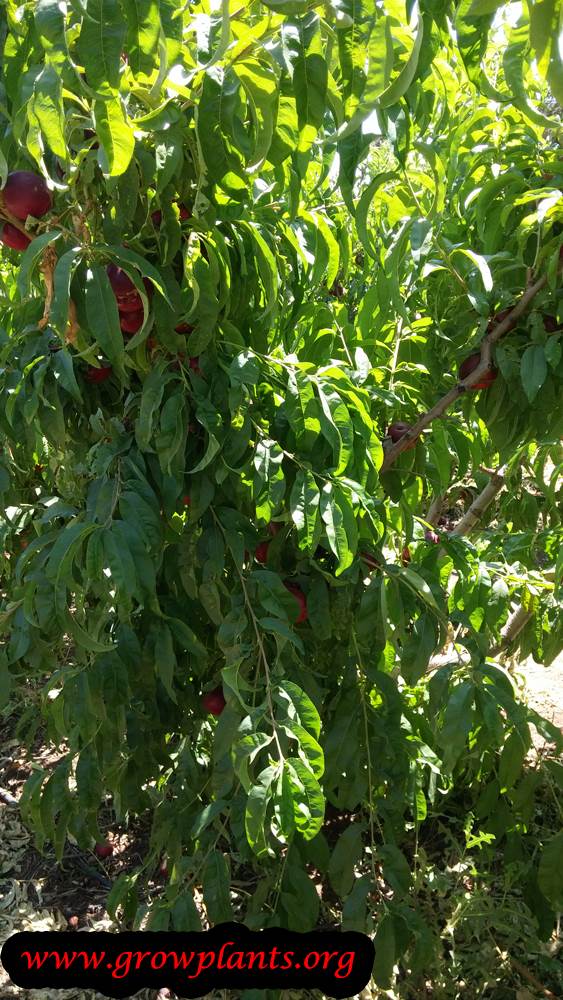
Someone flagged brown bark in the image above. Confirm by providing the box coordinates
[450,467,506,536]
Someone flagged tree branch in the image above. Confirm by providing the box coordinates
[380,267,557,472]
[450,467,506,537]
[490,605,533,656]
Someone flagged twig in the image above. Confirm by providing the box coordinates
[426,493,445,527]
[380,266,558,472]
[0,202,33,237]
[490,604,533,656]
[37,246,57,330]
[491,940,557,999]
[0,785,19,807]
[450,467,506,536]
[211,509,284,764]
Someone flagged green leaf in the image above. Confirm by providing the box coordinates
[379,12,424,108]
[290,469,320,551]
[152,622,177,703]
[236,57,278,168]
[94,96,136,177]
[155,126,183,193]
[520,345,547,402]
[316,383,352,474]
[281,722,324,779]
[84,264,125,365]
[196,67,246,192]
[390,564,441,614]
[373,914,396,988]
[328,824,364,897]
[320,483,357,575]
[452,246,493,292]
[378,843,411,894]
[285,757,325,841]
[17,230,62,297]
[77,0,125,92]
[468,0,504,13]
[538,832,563,910]
[273,768,296,840]
[135,366,168,451]
[49,247,82,335]
[253,438,285,521]
[279,857,320,931]
[439,680,475,768]
[32,65,66,158]
[281,680,321,740]
[294,52,328,132]
[503,21,556,128]
[0,149,6,187]
[401,612,437,683]
[52,349,83,403]
[202,851,233,924]
[104,245,170,301]
[498,730,528,790]
[122,0,161,80]
[245,764,278,858]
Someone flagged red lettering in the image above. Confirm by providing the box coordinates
[247,951,268,970]
[304,951,320,970]
[21,952,51,970]
[169,951,196,970]
[280,951,294,970]
[133,950,152,970]
[216,941,235,969]
[187,951,215,978]
[226,951,247,970]
[335,951,355,978]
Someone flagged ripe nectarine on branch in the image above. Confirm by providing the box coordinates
[0,222,31,251]
[458,352,498,390]
[284,581,308,623]
[202,686,226,716]
[1,170,52,220]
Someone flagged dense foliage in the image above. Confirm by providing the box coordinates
[0,0,562,991]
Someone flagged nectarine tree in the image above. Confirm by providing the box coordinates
[0,0,561,988]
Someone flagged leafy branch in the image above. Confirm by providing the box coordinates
[381,261,561,471]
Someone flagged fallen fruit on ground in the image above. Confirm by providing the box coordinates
[458,352,498,389]
[0,222,32,251]
[202,686,226,716]
[2,170,52,219]
[94,841,113,859]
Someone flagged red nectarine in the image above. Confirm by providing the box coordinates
[2,171,52,219]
